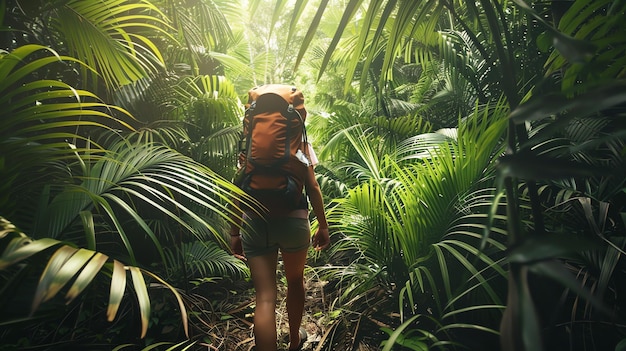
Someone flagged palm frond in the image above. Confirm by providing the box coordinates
[0,218,188,339]
[51,0,172,89]
[0,44,137,222]
[541,0,626,90]
[164,240,249,282]
[32,140,244,265]
[156,0,237,76]
[168,74,243,173]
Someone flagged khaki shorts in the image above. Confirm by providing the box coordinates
[242,217,311,257]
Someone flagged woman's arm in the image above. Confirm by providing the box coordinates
[305,166,330,250]
[228,199,246,260]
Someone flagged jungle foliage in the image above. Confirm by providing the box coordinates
[0,0,624,350]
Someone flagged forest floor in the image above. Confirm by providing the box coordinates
[196,257,336,351]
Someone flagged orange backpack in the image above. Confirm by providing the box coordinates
[235,84,310,211]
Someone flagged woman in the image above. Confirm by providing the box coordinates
[229,142,330,351]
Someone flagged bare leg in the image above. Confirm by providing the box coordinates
[282,248,308,350]
[248,252,279,351]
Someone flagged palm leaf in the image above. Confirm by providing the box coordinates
[107,259,128,322]
[129,266,151,338]
[0,44,138,222]
[315,0,362,81]
[156,0,237,76]
[0,45,136,139]
[0,219,187,338]
[51,0,172,88]
[32,140,244,266]
[293,0,331,72]
[163,240,249,281]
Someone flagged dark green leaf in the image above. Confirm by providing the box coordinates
[508,234,601,264]
[519,268,544,351]
[529,260,612,317]
[510,82,626,124]
[551,31,597,64]
[498,153,605,180]
[512,0,596,63]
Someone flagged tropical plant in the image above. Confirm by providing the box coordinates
[152,0,238,75]
[314,100,509,350]
[2,0,172,93]
[0,0,252,348]
[0,216,190,346]
[287,0,626,350]
[2,0,625,350]
[0,48,246,349]
[496,1,626,350]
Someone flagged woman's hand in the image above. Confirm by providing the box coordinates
[230,235,246,261]
[312,227,330,251]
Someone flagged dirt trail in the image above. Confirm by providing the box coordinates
[204,261,331,351]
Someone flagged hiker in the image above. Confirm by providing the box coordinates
[229,85,330,351]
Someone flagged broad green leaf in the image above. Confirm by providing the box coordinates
[508,234,601,264]
[510,82,626,124]
[498,153,603,180]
